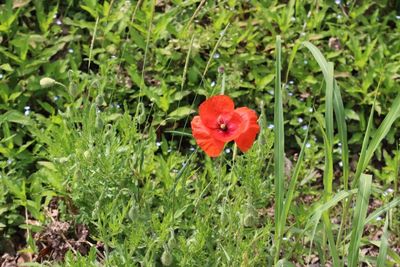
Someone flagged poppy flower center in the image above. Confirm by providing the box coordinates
[220,123,227,131]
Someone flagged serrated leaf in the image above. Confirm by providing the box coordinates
[168,106,194,120]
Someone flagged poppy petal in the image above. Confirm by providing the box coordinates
[191,116,225,157]
[199,95,235,128]
[209,111,244,142]
[234,107,260,152]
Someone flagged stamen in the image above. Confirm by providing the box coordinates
[220,123,227,130]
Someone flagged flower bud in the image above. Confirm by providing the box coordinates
[95,116,104,129]
[40,77,56,88]
[95,94,105,106]
[243,203,258,227]
[106,44,117,55]
[167,236,176,250]
[83,150,90,159]
[161,250,173,266]
[243,214,256,227]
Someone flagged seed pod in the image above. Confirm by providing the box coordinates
[95,115,104,129]
[40,77,56,88]
[83,150,90,159]
[243,203,258,227]
[167,236,176,250]
[95,94,105,106]
[243,214,256,227]
[161,250,173,266]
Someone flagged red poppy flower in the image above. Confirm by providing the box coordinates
[191,95,260,157]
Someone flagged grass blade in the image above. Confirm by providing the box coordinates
[353,92,378,184]
[348,173,372,267]
[361,93,400,175]
[365,197,400,224]
[273,35,285,262]
[275,128,308,261]
[333,81,349,190]
[303,41,339,266]
[377,214,389,267]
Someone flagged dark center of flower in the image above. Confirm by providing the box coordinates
[219,123,227,131]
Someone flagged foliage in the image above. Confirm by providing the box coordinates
[0,0,400,266]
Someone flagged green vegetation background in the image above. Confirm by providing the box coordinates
[0,0,399,266]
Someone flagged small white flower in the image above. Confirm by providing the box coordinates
[56,19,62,25]
[268,124,274,129]
[156,142,162,147]
[225,148,231,154]
[213,53,220,59]
[297,117,303,123]
[306,143,311,148]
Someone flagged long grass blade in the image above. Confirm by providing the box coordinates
[365,197,400,224]
[377,214,389,267]
[333,81,349,190]
[275,127,308,261]
[353,92,378,184]
[273,35,285,263]
[305,41,339,265]
[361,93,400,175]
[348,173,372,267]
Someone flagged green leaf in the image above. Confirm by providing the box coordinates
[348,173,372,267]
[168,106,194,120]
[0,110,34,126]
[377,214,389,267]
[273,35,285,263]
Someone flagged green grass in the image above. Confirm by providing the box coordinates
[1,1,400,266]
